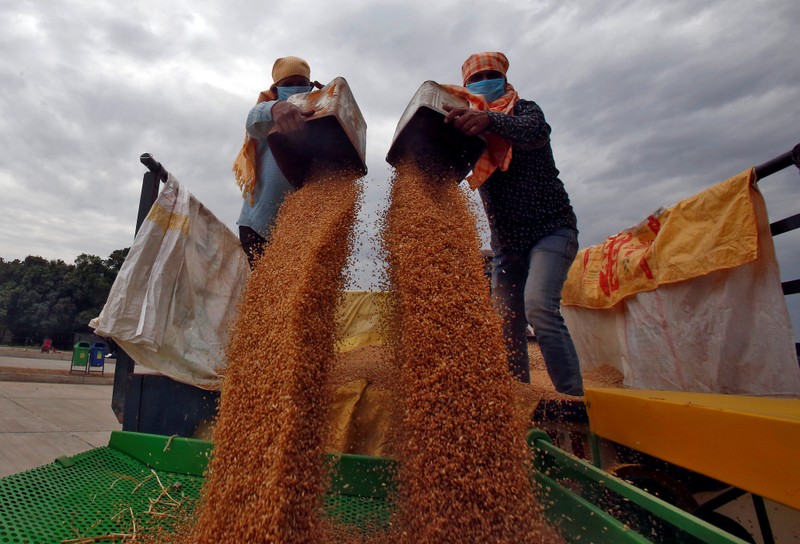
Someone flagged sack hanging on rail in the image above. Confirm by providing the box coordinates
[562,170,800,396]
[90,174,250,389]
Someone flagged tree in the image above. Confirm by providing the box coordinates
[0,282,12,343]
[106,248,130,273]
[0,249,129,349]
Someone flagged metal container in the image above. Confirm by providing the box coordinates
[268,77,367,188]
[386,81,485,181]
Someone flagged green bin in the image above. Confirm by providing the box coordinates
[70,341,91,373]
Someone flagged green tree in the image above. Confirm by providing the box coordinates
[105,248,130,272]
[0,250,129,349]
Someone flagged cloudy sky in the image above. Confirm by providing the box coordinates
[1,0,799,333]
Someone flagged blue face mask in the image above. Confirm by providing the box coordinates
[277,85,312,101]
[466,78,506,103]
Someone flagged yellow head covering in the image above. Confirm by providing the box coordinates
[271,56,311,84]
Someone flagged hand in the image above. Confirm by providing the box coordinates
[443,104,490,137]
[272,101,314,133]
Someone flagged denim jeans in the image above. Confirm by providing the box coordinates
[491,228,584,395]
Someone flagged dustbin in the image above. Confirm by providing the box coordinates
[70,341,91,373]
[89,342,107,374]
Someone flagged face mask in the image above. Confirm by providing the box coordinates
[466,78,506,103]
[277,85,312,101]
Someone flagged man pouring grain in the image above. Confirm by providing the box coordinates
[443,51,584,396]
[233,55,319,268]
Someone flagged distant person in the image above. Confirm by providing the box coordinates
[40,338,54,353]
[443,51,583,396]
[233,56,320,269]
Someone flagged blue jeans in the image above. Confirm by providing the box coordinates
[491,228,584,395]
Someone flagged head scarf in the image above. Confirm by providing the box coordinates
[232,56,311,204]
[272,56,311,84]
[443,51,519,189]
[461,51,509,85]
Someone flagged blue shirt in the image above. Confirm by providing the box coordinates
[236,100,296,239]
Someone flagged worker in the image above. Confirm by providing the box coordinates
[233,55,319,268]
[443,51,584,396]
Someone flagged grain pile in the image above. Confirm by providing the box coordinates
[188,171,361,543]
[381,162,559,542]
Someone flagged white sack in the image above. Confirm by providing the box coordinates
[90,174,249,389]
[563,182,799,396]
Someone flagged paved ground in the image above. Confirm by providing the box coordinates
[0,347,168,478]
[0,346,158,385]
[0,348,128,478]
[0,380,120,477]
[0,360,115,386]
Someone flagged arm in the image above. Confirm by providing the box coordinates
[246,100,313,139]
[246,101,277,139]
[443,100,551,149]
[486,100,551,149]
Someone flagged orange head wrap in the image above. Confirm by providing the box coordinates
[442,52,518,189]
[461,52,509,85]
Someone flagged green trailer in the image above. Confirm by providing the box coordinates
[0,430,747,543]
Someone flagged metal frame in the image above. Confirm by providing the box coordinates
[528,430,750,543]
[111,154,165,421]
[582,143,800,543]
[759,143,800,300]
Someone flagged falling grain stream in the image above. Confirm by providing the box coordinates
[190,172,361,543]
[383,162,556,543]
[179,162,560,543]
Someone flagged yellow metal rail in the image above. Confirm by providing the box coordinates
[585,388,800,510]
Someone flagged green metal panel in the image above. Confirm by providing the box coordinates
[325,452,398,499]
[527,430,749,544]
[0,430,750,543]
[0,445,204,543]
[534,471,653,544]
[108,430,212,477]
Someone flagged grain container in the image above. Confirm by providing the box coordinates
[387,80,485,181]
[268,77,367,188]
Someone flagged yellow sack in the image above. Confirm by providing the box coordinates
[563,169,758,309]
[326,379,394,456]
[335,290,389,351]
[561,169,800,395]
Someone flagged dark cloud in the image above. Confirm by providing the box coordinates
[1,0,798,335]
